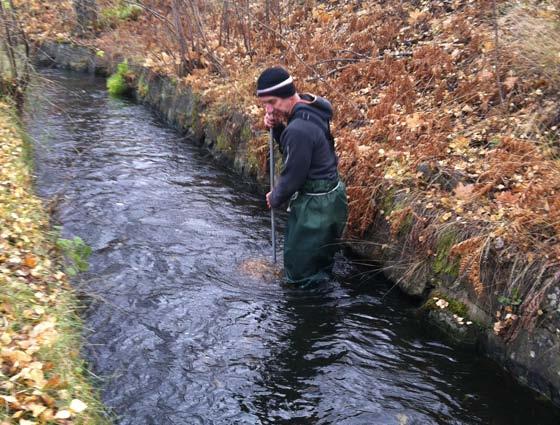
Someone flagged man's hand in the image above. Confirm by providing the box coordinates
[266,191,272,209]
[264,112,279,129]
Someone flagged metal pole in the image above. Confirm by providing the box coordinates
[269,128,277,263]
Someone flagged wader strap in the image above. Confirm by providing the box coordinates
[287,179,340,211]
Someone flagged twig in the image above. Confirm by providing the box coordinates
[492,0,504,104]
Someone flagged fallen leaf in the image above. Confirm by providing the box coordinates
[54,410,72,419]
[503,76,518,91]
[69,399,87,413]
[454,183,475,200]
[436,299,449,309]
[24,255,38,269]
[1,348,32,364]
[495,191,520,204]
[0,395,17,404]
[440,212,452,222]
[28,403,47,417]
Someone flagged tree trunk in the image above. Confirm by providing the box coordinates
[0,0,30,109]
[171,0,192,76]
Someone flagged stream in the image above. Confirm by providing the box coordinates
[25,69,560,425]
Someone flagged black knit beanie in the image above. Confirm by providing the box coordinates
[256,66,296,98]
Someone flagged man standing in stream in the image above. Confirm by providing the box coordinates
[257,66,348,286]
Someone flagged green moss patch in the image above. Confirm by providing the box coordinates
[433,230,460,277]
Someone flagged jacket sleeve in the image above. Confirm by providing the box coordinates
[270,127,312,208]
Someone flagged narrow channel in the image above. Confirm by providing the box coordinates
[25,69,560,425]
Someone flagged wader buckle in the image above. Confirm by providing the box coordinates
[287,191,299,212]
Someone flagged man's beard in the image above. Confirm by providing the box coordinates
[274,110,290,123]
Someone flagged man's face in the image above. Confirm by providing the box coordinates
[259,95,292,119]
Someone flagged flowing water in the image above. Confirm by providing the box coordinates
[25,69,560,425]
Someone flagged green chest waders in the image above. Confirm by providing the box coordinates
[283,178,348,286]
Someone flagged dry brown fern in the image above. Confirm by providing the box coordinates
[388,206,413,238]
[451,236,486,296]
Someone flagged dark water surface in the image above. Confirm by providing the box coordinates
[25,69,560,424]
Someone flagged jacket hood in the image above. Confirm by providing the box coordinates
[291,93,333,122]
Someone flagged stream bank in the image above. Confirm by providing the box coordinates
[0,100,109,423]
[33,40,560,410]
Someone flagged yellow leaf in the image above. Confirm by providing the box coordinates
[1,348,32,364]
[449,137,469,152]
[30,320,58,345]
[29,321,54,338]
[21,367,47,389]
[39,409,54,421]
[54,410,72,419]
[0,395,17,404]
[28,403,47,417]
[70,399,87,413]
[1,333,12,344]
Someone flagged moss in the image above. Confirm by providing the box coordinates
[433,230,460,277]
[423,293,469,318]
[190,94,202,133]
[136,74,148,98]
[396,211,414,236]
[380,187,397,214]
[107,60,131,97]
[423,292,485,335]
[100,2,142,28]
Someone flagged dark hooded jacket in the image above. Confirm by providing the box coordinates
[270,94,339,208]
